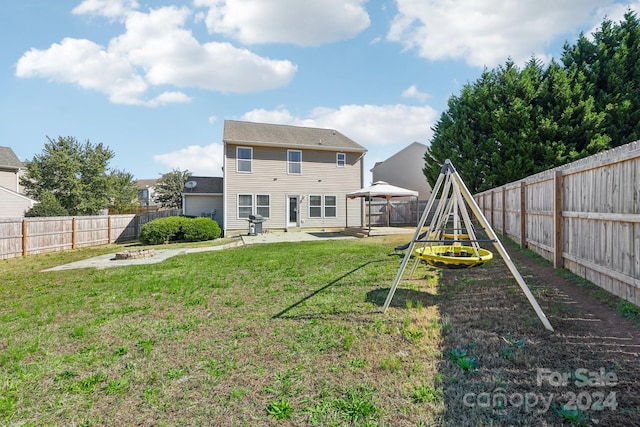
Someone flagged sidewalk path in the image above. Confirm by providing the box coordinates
[43,232,354,271]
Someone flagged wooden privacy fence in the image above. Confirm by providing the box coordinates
[474,140,640,306]
[365,199,429,227]
[0,209,181,259]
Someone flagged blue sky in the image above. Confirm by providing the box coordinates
[2,1,638,184]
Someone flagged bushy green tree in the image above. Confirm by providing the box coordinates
[24,192,69,217]
[20,136,132,215]
[109,169,139,213]
[154,169,191,209]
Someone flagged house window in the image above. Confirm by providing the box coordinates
[256,194,270,218]
[238,194,252,218]
[337,153,346,167]
[288,150,302,174]
[237,147,252,173]
[309,195,322,218]
[324,195,337,217]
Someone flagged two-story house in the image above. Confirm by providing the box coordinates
[371,142,432,200]
[222,120,367,236]
[0,146,37,217]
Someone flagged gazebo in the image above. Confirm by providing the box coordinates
[346,181,419,234]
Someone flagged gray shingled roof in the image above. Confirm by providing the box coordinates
[0,146,24,170]
[136,179,158,189]
[183,176,223,194]
[223,120,367,153]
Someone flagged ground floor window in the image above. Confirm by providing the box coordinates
[238,194,252,218]
[308,194,337,218]
[324,195,337,217]
[238,194,270,218]
[256,194,270,217]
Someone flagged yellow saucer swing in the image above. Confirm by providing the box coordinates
[414,244,493,269]
[382,159,554,332]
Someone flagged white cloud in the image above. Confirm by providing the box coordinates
[72,0,139,19]
[194,0,370,46]
[402,85,430,102]
[15,37,150,105]
[585,1,640,39]
[387,0,610,68]
[241,103,438,146]
[15,5,297,105]
[153,143,224,176]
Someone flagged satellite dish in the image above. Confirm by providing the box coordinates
[185,181,197,190]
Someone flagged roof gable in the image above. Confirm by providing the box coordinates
[371,142,427,171]
[0,147,24,170]
[223,120,366,153]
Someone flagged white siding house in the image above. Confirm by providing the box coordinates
[223,120,367,236]
[371,142,432,200]
[182,176,223,225]
[0,146,37,217]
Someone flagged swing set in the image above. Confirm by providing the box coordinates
[383,160,554,332]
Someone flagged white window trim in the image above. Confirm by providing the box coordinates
[287,149,302,175]
[324,195,337,218]
[308,194,322,218]
[336,152,346,167]
[237,193,253,219]
[236,146,253,173]
[256,194,271,219]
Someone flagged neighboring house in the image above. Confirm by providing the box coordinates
[0,186,37,217]
[223,120,367,236]
[371,142,432,200]
[182,176,223,224]
[0,146,37,217]
[0,146,24,192]
[136,179,159,209]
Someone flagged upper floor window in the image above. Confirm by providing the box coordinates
[237,147,252,173]
[288,150,302,174]
[337,153,346,167]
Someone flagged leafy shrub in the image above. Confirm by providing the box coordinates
[138,216,220,245]
[182,217,221,242]
[138,216,189,245]
[25,192,69,217]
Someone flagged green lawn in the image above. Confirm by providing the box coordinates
[1,236,638,426]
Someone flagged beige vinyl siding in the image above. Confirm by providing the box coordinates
[183,194,223,224]
[0,188,35,218]
[225,144,363,233]
[0,171,18,192]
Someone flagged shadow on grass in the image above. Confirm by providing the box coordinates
[272,259,388,319]
[366,287,440,309]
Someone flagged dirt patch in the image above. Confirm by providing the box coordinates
[425,243,640,426]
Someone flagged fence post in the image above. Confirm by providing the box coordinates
[22,219,27,257]
[72,217,77,249]
[501,186,506,236]
[520,181,526,248]
[553,171,564,269]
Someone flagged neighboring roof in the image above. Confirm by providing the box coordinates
[136,179,158,189]
[0,146,24,170]
[370,142,427,172]
[183,176,223,194]
[347,181,418,199]
[223,120,367,153]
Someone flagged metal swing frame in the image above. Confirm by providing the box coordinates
[382,159,554,332]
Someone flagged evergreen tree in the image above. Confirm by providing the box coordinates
[21,136,120,215]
